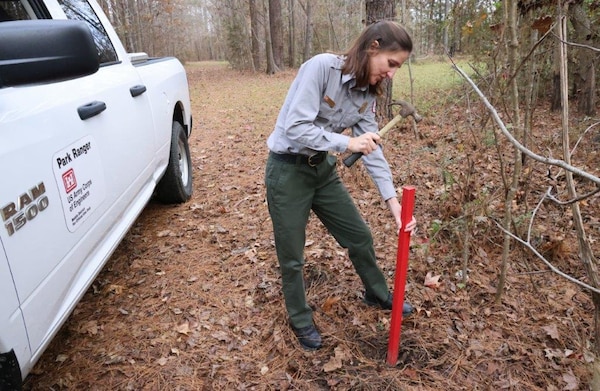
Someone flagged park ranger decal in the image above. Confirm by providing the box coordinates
[52,136,106,232]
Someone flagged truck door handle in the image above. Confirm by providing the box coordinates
[77,101,106,120]
[130,85,147,97]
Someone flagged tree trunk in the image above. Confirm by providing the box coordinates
[570,0,596,116]
[365,0,395,24]
[495,0,523,303]
[550,18,562,111]
[327,10,340,50]
[269,0,284,70]
[249,0,261,71]
[443,0,449,52]
[399,0,406,25]
[223,0,252,70]
[265,0,278,74]
[288,0,296,67]
[428,0,434,54]
[302,0,313,63]
[557,2,600,359]
[551,74,562,111]
[365,0,396,124]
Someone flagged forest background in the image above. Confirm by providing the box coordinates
[89,0,600,388]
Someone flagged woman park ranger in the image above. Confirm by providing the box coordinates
[265,21,417,350]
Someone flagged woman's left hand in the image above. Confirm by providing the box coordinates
[386,197,417,234]
[399,215,417,234]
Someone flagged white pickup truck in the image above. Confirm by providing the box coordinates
[0,0,193,388]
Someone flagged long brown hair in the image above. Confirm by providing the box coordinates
[342,21,413,95]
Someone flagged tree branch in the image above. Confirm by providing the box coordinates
[450,63,600,186]
[571,121,600,157]
[547,186,600,205]
[552,32,600,53]
[494,216,600,295]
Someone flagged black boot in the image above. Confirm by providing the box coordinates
[364,291,414,316]
[291,324,322,350]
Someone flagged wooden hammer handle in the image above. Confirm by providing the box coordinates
[343,114,404,167]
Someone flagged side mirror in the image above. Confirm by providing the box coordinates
[0,20,100,88]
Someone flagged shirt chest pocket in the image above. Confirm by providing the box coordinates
[315,104,343,129]
[317,105,363,133]
[339,111,363,130]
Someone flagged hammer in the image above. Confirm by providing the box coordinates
[343,100,422,167]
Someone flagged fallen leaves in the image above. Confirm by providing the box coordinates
[211,330,231,343]
[424,271,442,288]
[323,346,350,372]
[562,369,579,390]
[24,62,597,391]
[157,229,172,238]
[544,348,574,361]
[156,357,169,366]
[542,324,560,340]
[77,320,100,336]
[105,284,125,295]
[322,296,340,314]
[175,321,191,335]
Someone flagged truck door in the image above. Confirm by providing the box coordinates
[0,239,29,381]
[0,0,157,367]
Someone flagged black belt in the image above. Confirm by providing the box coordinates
[270,151,328,167]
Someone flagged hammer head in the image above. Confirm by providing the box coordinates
[392,100,423,123]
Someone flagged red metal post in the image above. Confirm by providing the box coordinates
[386,186,415,366]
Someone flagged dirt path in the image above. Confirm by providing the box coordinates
[24,63,594,390]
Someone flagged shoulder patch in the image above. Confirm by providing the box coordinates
[358,101,368,114]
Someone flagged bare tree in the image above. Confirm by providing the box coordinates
[264,0,278,74]
[269,0,284,70]
[365,0,396,123]
[455,47,600,338]
[300,0,313,63]
[570,0,596,116]
[495,0,524,302]
[287,0,296,67]
[365,0,395,24]
[249,0,261,71]
[220,0,253,69]
[556,3,600,364]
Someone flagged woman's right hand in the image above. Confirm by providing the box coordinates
[347,132,381,155]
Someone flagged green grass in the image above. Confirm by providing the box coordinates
[392,57,478,114]
[186,58,479,118]
[185,60,230,68]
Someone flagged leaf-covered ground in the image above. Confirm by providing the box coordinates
[24,61,598,390]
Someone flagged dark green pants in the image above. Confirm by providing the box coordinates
[265,153,390,328]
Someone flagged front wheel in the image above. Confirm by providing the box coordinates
[156,121,193,203]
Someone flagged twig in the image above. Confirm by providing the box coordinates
[493,220,600,295]
[571,121,600,156]
[547,187,600,206]
[551,32,600,52]
[450,63,600,187]
[517,270,551,275]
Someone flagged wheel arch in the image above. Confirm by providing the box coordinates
[173,100,192,138]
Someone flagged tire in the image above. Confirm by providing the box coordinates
[156,121,193,203]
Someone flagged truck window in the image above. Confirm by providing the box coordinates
[57,0,118,65]
[0,2,32,21]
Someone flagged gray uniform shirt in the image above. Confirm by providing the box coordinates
[267,53,397,201]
